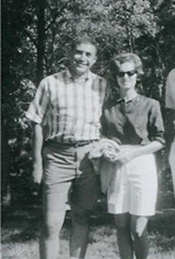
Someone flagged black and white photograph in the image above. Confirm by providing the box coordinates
[2,0,175,258]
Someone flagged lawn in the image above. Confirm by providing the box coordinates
[1,195,175,259]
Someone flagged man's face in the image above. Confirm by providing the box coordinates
[70,43,97,76]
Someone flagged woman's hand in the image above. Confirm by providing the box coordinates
[115,149,137,165]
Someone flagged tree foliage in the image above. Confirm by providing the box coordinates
[2,0,175,204]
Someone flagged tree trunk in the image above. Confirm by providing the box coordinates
[36,0,46,85]
[2,124,11,206]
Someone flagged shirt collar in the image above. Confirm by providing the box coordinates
[116,94,141,105]
[124,94,140,104]
[66,69,90,84]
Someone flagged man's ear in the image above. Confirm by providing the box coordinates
[92,55,97,66]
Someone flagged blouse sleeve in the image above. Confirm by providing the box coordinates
[100,99,110,138]
[148,100,165,145]
[25,78,50,124]
[100,111,107,137]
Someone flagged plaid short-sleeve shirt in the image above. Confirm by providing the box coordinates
[26,70,107,143]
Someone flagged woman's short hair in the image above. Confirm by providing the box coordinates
[108,53,144,98]
[111,53,144,76]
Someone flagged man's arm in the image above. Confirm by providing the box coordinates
[33,123,43,184]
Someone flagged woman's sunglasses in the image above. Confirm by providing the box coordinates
[117,70,137,77]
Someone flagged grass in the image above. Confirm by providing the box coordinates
[1,198,175,259]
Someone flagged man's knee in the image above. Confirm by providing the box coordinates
[42,211,65,237]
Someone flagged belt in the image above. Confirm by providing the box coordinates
[46,140,98,147]
[64,140,98,147]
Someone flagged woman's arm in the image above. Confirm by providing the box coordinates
[133,141,163,157]
[116,141,163,165]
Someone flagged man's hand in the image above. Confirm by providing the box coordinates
[32,123,43,184]
[33,160,43,184]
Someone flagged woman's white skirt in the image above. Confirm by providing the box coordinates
[107,148,158,216]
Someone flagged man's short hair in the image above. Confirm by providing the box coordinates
[71,34,98,54]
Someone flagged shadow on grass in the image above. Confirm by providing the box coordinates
[149,209,175,251]
[1,199,112,245]
[2,200,175,252]
[2,204,43,243]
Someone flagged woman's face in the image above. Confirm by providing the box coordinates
[117,61,137,92]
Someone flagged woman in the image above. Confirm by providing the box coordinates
[100,53,165,259]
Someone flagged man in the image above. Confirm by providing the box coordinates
[26,34,107,259]
[165,68,175,196]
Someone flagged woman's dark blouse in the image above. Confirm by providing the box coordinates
[100,94,165,145]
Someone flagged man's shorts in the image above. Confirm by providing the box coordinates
[42,141,100,213]
[107,148,158,216]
